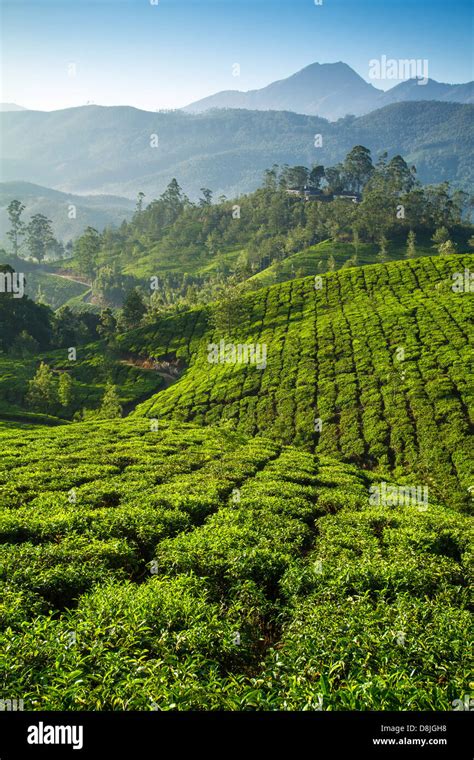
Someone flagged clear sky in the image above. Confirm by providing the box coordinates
[1,0,473,111]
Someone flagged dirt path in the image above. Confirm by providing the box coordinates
[48,272,90,286]
[120,357,184,390]
[47,272,93,304]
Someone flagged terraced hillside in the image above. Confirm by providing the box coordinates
[121,254,474,509]
[0,419,470,710]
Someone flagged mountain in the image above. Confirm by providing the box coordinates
[379,78,474,106]
[0,103,27,112]
[0,182,135,243]
[184,62,381,121]
[184,62,474,120]
[1,101,472,199]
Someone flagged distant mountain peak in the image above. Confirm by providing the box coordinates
[183,61,473,120]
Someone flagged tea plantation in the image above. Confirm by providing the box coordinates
[125,254,474,510]
[0,418,471,710]
[0,253,472,711]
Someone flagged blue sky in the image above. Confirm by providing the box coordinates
[1,0,473,111]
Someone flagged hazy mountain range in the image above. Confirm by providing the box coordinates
[0,61,472,241]
[184,62,474,120]
[0,182,134,243]
[1,100,471,204]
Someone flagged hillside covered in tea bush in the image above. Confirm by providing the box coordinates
[122,254,473,511]
[0,419,471,710]
[0,251,472,712]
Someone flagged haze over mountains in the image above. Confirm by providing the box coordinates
[0,101,472,204]
[0,61,472,242]
[184,62,474,120]
[0,182,134,242]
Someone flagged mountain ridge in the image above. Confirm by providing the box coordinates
[184,62,474,120]
[1,100,472,199]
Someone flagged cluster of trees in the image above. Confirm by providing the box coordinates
[26,362,74,413]
[26,361,122,419]
[3,146,472,318]
[269,145,384,195]
[66,146,470,307]
[5,201,66,262]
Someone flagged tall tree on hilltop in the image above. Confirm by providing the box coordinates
[58,373,74,408]
[431,226,450,253]
[309,165,325,190]
[160,179,190,225]
[386,155,417,193]
[199,188,213,207]
[26,214,55,263]
[6,200,26,258]
[343,146,374,194]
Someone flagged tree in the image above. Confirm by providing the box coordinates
[438,240,458,256]
[308,165,325,191]
[324,165,345,194]
[135,192,145,215]
[343,146,374,194]
[432,226,450,253]
[74,226,101,280]
[97,308,117,344]
[159,179,190,225]
[386,155,416,193]
[377,234,389,263]
[352,227,361,256]
[53,306,78,347]
[121,288,147,330]
[285,166,309,191]
[199,188,213,206]
[210,280,251,337]
[26,362,57,413]
[6,200,26,257]
[263,165,279,192]
[99,382,122,419]
[15,330,40,358]
[58,373,74,408]
[25,214,55,262]
[406,230,416,259]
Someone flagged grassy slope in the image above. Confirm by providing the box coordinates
[119,254,473,508]
[0,418,470,709]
